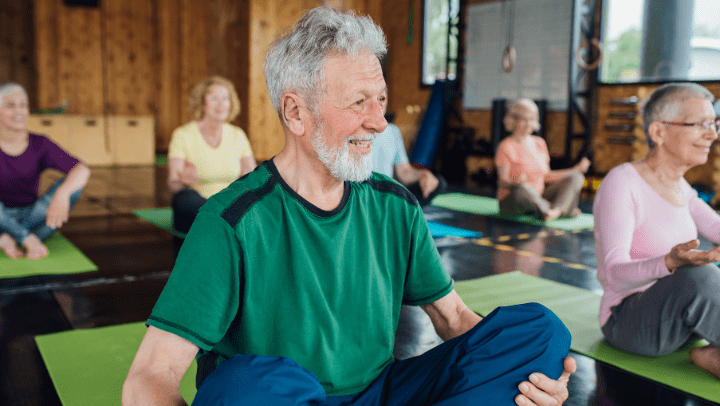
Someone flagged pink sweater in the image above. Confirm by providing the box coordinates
[594,162,720,326]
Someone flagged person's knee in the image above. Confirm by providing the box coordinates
[470,303,570,356]
[675,265,720,297]
[567,171,585,190]
[519,302,571,350]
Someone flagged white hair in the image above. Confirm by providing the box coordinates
[641,82,714,148]
[0,83,27,109]
[310,118,376,182]
[263,6,387,117]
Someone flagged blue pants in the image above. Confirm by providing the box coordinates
[172,189,207,235]
[0,179,83,243]
[192,303,570,406]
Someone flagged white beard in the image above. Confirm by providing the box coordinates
[311,120,376,182]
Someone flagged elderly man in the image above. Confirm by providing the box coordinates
[123,7,575,406]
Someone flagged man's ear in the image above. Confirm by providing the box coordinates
[648,121,666,147]
[281,93,309,137]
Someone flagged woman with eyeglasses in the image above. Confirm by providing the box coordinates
[495,98,591,221]
[594,82,720,380]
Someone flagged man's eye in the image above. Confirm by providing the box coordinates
[355,99,364,105]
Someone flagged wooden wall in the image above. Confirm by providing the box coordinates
[31,0,380,160]
[0,0,37,108]
[33,0,234,152]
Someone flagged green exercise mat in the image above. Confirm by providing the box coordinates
[132,207,186,238]
[35,322,197,406]
[455,271,720,403]
[0,233,97,278]
[430,193,595,230]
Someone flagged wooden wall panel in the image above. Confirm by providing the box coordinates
[56,4,104,114]
[207,0,251,134]
[381,0,431,150]
[34,0,62,111]
[154,0,181,151]
[103,0,155,115]
[179,0,210,124]
[0,0,36,107]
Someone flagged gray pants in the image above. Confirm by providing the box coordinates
[499,172,584,218]
[601,264,720,356]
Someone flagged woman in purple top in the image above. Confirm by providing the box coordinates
[0,83,90,259]
[594,83,720,380]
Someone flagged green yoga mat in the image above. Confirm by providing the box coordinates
[132,207,186,238]
[35,322,197,406]
[455,271,720,403]
[0,233,97,278]
[430,193,595,230]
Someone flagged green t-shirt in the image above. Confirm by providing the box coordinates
[148,159,453,396]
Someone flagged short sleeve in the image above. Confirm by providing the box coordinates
[495,139,515,167]
[168,126,189,160]
[39,135,80,174]
[390,125,409,165]
[403,207,454,305]
[235,127,253,159]
[535,137,550,164]
[147,209,243,350]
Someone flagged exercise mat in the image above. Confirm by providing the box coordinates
[427,221,481,238]
[132,207,186,238]
[35,322,197,406]
[0,233,97,278]
[430,193,594,230]
[454,271,720,403]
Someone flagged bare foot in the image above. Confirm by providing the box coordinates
[689,344,720,380]
[543,208,562,221]
[563,208,582,218]
[0,233,23,259]
[22,234,49,260]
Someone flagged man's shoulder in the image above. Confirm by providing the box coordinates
[360,172,418,207]
[201,164,277,226]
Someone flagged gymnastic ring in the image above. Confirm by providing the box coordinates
[502,45,516,73]
[574,39,603,70]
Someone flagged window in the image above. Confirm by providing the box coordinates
[600,0,720,83]
[422,0,460,85]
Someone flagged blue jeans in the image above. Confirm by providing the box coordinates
[192,303,571,406]
[0,178,83,243]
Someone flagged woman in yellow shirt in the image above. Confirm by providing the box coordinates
[168,76,256,237]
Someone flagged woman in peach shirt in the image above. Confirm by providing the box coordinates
[495,99,590,221]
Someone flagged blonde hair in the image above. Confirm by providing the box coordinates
[188,76,241,121]
[504,98,540,133]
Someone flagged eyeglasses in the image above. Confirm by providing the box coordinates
[661,120,720,134]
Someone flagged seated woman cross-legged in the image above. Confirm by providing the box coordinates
[168,76,256,237]
[0,82,90,260]
[594,82,720,379]
[495,99,590,221]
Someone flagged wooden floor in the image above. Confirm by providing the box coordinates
[0,165,717,406]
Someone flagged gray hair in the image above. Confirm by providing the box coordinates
[641,82,714,148]
[0,82,27,109]
[263,6,387,117]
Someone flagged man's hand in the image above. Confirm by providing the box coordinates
[419,170,439,198]
[515,356,576,406]
[46,192,71,229]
